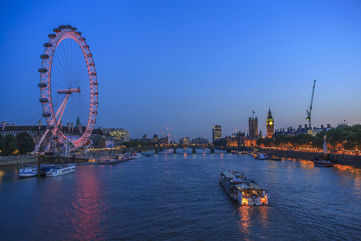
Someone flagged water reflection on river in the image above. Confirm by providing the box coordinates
[0,152,361,241]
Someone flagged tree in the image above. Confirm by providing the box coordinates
[91,135,106,148]
[312,132,325,149]
[2,135,18,155]
[16,132,35,154]
[0,135,3,154]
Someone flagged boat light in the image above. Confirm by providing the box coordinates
[260,196,268,205]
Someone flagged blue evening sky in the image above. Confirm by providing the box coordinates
[1,0,361,140]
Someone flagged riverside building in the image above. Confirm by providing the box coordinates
[212,125,222,144]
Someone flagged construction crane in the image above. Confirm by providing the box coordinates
[306,80,316,132]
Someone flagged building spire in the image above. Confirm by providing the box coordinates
[266,108,274,138]
[267,108,272,119]
[76,116,81,127]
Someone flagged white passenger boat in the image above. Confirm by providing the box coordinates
[38,165,56,176]
[118,153,132,161]
[219,170,269,206]
[18,167,38,178]
[46,164,76,177]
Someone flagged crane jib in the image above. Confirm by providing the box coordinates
[306,80,316,129]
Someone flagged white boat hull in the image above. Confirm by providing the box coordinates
[46,165,76,177]
[18,167,38,178]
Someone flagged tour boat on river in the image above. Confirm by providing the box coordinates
[18,167,38,178]
[45,164,76,177]
[219,170,269,206]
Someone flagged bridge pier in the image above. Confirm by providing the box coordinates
[37,157,41,176]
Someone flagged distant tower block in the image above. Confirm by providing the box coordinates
[266,108,274,138]
[248,111,258,139]
[212,125,222,144]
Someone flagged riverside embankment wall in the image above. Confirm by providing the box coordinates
[0,155,36,166]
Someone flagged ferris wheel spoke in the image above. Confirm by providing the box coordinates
[53,53,66,94]
[52,94,70,135]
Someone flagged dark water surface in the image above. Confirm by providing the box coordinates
[1,152,361,241]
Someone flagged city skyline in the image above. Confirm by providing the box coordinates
[2,0,361,139]
[1,3,361,240]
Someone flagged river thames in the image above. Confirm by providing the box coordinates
[0,150,361,241]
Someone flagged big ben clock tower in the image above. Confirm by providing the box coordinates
[266,108,274,138]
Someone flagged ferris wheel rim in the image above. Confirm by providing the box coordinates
[38,25,98,149]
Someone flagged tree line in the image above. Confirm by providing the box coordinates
[0,132,35,155]
[257,124,361,151]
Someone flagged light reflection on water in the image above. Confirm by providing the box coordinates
[299,160,314,169]
[0,170,5,183]
[239,207,250,235]
[71,166,104,241]
[237,206,269,241]
[0,153,361,241]
[334,164,361,198]
[258,206,269,228]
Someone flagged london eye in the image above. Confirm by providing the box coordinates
[35,25,98,153]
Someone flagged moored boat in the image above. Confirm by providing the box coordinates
[97,159,122,165]
[131,152,142,159]
[97,153,132,165]
[143,152,153,157]
[119,153,133,161]
[314,159,334,167]
[45,164,76,177]
[18,166,38,178]
[219,170,269,206]
[38,165,56,176]
[255,153,268,160]
[270,155,282,161]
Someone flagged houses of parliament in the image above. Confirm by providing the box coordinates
[248,109,274,139]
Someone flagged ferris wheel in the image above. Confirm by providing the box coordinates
[35,25,98,153]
